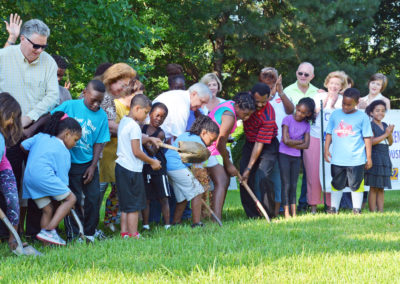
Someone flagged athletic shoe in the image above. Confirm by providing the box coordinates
[327,207,337,214]
[142,224,150,230]
[132,232,141,239]
[94,229,107,240]
[37,229,66,246]
[191,222,204,228]
[121,232,132,239]
[85,235,95,243]
[164,225,171,230]
[353,208,362,215]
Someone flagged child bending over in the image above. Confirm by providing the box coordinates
[165,115,219,227]
[115,94,162,239]
[0,93,23,251]
[21,112,81,245]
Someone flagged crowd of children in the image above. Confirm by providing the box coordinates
[0,15,396,249]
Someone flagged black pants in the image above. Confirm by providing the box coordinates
[64,162,100,237]
[279,153,301,206]
[239,138,277,218]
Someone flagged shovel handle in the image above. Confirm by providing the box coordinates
[201,199,223,227]
[240,179,270,223]
[0,208,24,249]
[158,142,180,152]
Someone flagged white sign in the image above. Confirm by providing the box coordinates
[319,109,400,192]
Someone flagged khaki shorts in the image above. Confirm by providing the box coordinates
[167,168,204,203]
[34,191,71,209]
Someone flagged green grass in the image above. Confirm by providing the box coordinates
[1,186,400,283]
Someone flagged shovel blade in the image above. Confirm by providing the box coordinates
[178,141,211,163]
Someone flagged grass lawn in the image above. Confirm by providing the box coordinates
[1,182,400,283]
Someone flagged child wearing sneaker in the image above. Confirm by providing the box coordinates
[115,94,162,239]
[165,115,219,227]
[324,88,373,214]
[141,102,172,230]
[21,112,82,245]
[52,80,110,242]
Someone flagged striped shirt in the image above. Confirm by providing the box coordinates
[244,101,277,144]
[0,45,59,121]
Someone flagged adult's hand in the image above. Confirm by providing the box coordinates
[64,80,71,90]
[4,13,22,43]
[21,116,33,128]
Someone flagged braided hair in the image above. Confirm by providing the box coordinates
[297,97,316,124]
[189,115,219,136]
[43,111,81,137]
[233,92,256,111]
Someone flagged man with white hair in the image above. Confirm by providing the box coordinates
[284,62,318,105]
[152,82,211,143]
[284,62,319,212]
[0,16,58,239]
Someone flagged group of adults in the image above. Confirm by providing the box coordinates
[0,13,392,241]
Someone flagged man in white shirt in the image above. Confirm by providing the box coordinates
[152,82,212,143]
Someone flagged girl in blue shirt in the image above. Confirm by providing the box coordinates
[21,112,81,246]
[165,115,219,227]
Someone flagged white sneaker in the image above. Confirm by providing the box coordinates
[164,225,171,230]
[142,224,150,230]
[94,229,107,240]
[85,235,95,243]
[37,229,66,246]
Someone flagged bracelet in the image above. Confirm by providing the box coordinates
[246,167,251,171]
[7,40,15,45]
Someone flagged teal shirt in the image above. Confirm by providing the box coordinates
[52,99,110,164]
[283,81,318,105]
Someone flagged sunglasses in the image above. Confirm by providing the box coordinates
[297,72,310,77]
[26,37,48,50]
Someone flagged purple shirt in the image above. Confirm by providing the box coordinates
[279,115,310,157]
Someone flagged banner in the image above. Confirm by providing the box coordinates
[319,109,400,192]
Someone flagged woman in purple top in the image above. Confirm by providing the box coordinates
[279,98,315,219]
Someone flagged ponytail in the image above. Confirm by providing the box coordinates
[43,111,81,136]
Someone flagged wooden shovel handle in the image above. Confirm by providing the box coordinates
[241,179,270,223]
[158,142,180,152]
[201,199,223,227]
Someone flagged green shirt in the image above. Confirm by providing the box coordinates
[0,45,59,120]
[283,81,318,105]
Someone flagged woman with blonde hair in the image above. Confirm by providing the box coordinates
[99,63,137,232]
[303,71,348,213]
[200,73,224,114]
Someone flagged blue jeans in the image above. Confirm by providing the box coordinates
[270,160,281,203]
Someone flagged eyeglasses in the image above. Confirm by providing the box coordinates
[297,72,310,77]
[26,37,48,50]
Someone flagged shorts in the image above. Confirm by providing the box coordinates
[167,168,204,203]
[34,191,71,209]
[144,174,171,200]
[115,163,146,212]
[331,164,364,192]
[206,155,223,168]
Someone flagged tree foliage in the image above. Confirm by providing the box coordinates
[1,0,398,102]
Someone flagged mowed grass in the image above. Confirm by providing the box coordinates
[1,183,400,283]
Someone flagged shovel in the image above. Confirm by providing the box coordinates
[71,209,93,243]
[200,199,223,227]
[0,208,42,256]
[159,141,211,163]
[239,175,270,223]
